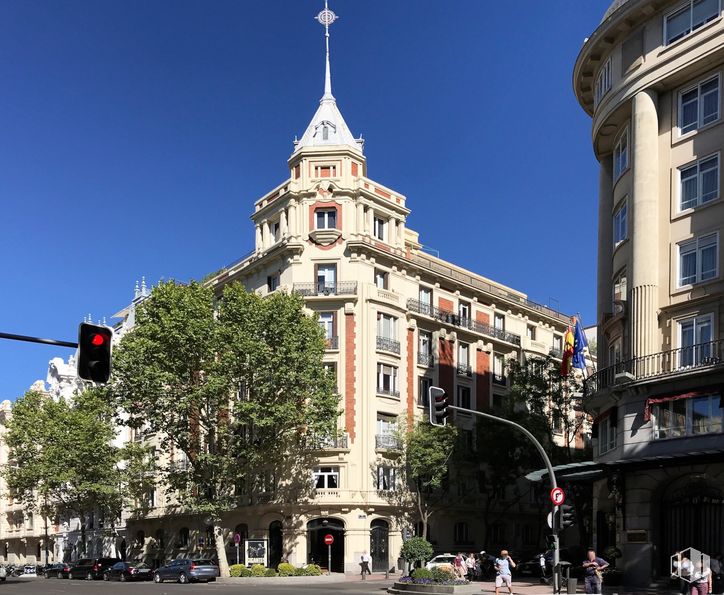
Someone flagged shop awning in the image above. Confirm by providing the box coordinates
[643,386,722,422]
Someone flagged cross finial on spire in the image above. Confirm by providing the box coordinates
[315,0,338,101]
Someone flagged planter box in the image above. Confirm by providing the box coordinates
[388,581,473,595]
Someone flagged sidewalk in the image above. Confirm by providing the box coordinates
[469,580,682,594]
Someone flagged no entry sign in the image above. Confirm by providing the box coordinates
[550,487,566,506]
[324,534,334,546]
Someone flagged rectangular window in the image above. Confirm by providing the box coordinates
[314,164,337,178]
[267,274,280,292]
[678,233,718,286]
[373,216,387,241]
[418,330,432,357]
[608,336,623,366]
[454,522,470,544]
[494,313,505,331]
[679,75,720,134]
[377,363,398,396]
[376,466,397,491]
[665,0,721,45]
[553,335,562,352]
[374,268,389,289]
[319,312,334,339]
[613,269,627,305]
[526,325,536,340]
[594,57,612,108]
[493,353,506,385]
[315,209,337,229]
[613,200,628,246]
[679,154,719,210]
[419,376,432,407]
[458,301,470,322]
[458,342,469,366]
[598,416,617,455]
[653,394,722,439]
[376,413,397,435]
[271,221,280,242]
[457,385,471,410]
[419,286,432,305]
[316,264,337,291]
[313,466,339,489]
[679,314,713,366]
[613,127,629,181]
[377,313,397,340]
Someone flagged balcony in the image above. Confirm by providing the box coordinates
[311,433,349,450]
[376,336,401,354]
[377,387,400,399]
[407,299,521,346]
[293,282,357,297]
[493,373,507,386]
[417,352,434,367]
[584,340,724,398]
[375,434,402,450]
[457,363,472,377]
[549,348,563,359]
[325,336,339,350]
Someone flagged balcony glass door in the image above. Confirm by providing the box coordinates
[317,265,336,293]
[679,315,712,367]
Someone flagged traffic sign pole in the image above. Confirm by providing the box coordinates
[323,534,334,576]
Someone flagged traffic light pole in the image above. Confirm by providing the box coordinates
[447,404,561,594]
[0,331,78,349]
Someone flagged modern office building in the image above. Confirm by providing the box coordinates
[574,0,724,586]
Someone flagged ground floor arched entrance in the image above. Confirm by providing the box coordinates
[269,521,283,569]
[307,518,344,573]
[370,519,389,572]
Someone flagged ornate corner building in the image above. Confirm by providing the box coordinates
[574,0,724,587]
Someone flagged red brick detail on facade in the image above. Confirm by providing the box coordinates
[475,311,490,325]
[344,313,357,443]
[438,337,454,401]
[364,183,369,189]
[407,328,415,428]
[308,200,343,232]
[351,162,359,177]
[294,164,300,179]
[375,187,392,200]
[439,297,454,313]
[476,350,491,411]
[374,241,392,253]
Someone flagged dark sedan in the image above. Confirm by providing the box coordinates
[68,557,121,580]
[103,561,153,582]
[44,562,71,579]
[153,559,219,584]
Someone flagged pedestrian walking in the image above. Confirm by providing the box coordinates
[493,549,516,595]
[582,549,609,594]
[691,559,712,595]
[711,554,722,594]
[539,552,548,583]
[360,551,371,576]
[474,554,482,582]
[466,553,476,581]
[674,552,694,595]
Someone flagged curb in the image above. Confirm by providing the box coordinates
[217,574,344,585]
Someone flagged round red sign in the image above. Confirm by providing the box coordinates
[324,534,334,546]
[550,487,566,506]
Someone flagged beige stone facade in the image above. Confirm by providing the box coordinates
[574,0,724,587]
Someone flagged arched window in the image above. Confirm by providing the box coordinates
[179,527,189,548]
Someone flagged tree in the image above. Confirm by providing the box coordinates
[110,281,338,576]
[2,388,134,555]
[399,537,433,572]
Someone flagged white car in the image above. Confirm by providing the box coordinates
[425,554,456,571]
[0,566,6,581]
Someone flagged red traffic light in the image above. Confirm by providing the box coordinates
[91,333,105,346]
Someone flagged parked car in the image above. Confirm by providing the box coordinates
[68,557,121,580]
[103,561,153,582]
[153,559,219,584]
[0,566,6,581]
[425,554,456,571]
[44,563,72,579]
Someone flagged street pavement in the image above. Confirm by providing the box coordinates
[0,575,698,594]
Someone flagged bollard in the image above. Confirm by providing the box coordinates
[385,568,389,579]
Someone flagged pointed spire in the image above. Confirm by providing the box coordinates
[134,280,140,299]
[316,1,337,102]
[141,276,148,296]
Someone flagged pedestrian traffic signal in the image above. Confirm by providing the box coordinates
[429,386,448,427]
[560,504,576,529]
[77,323,113,383]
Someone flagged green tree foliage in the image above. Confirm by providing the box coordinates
[2,388,140,554]
[400,537,434,570]
[110,281,338,577]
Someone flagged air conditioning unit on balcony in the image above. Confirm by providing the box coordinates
[614,371,634,384]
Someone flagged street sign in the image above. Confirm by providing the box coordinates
[234,533,241,545]
[324,534,334,546]
[550,487,565,506]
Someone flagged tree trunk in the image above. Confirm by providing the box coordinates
[214,523,231,578]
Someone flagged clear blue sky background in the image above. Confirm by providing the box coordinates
[0,0,611,399]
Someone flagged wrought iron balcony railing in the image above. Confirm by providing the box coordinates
[311,433,349,450]
[406,299,521,346]
[375,434,402,450]
[325,336,339,350]
[417,352,434,367]
[584,340,724,398]
[293,282,358,297]
[457,363,472,377]
[377,387,400,398]
[549,348,563,359]
[376,336,401,354]
[492,373,507,386]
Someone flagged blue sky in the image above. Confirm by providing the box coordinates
[0,0,611,398]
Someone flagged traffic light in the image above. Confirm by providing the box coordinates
[77,323,113,383]
[561,504,576,529]
[428,386,448,427]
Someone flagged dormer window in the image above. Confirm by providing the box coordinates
[314,165,337,178]
[314,120,336,141]
[322,125,329,141]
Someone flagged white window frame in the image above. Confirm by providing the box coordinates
[678,153,720,211]
[418,330,432,357]
[377,363,398,395]
[456,385,471,410]
[594,57,612,108]
[315,208,337,230]
[613,126,629,181]
[458,342,469,366]
[678,232,719,287]
[376,413,397,435]
[653,395,722,439]
[678,313,714,366]
[678,74,721,135]
[313,466,340,489]
[613,200,628,246]
[376,466,397,491]
[419,286,432,305]
[664,0,722,46]
[526,325,536,340]
[612,269,627,306]
[598,416,617,455]
[377,313,397,340]
[373,216,387,241]
[319,312,334,339]
[419,376,432,407]
[458,301,470,321]
[374,268,389,289]
[494,313,505,331]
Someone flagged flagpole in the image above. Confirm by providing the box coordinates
[575,311,597,374]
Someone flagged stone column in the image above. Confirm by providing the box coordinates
[366,207,374,236]
[630,90,659,360]
[288,202,297,237]
[398,219,406,247]
[255,224,262,252]
[280,209,288,238]
[262,220,270,249]
[597,157,614,359]
[356,202,364,235]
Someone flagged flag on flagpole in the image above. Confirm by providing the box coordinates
[560,325,574,376]
[572,318,589,372]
